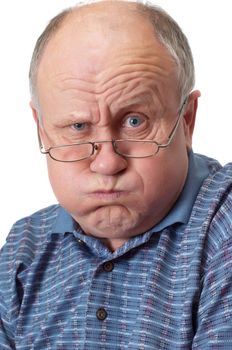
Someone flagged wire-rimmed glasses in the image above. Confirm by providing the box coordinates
[37,97,188,162]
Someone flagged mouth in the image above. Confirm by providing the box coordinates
[89,190,126,200]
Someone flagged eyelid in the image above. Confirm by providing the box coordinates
[72,121,87,127]
[53,119,87,128]
[70,122,92,134]
[122,112,147,126]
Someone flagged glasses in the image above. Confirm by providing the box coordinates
[37,98,188,162]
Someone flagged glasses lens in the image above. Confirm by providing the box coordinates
[49,143,93,162]
[115,140,158,158]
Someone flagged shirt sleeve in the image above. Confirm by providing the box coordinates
[192,191,232,350]
[0,209,51,350]
[0,293,15,349]
[0,235,17,349]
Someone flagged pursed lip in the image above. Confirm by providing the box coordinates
[88,189,127,200]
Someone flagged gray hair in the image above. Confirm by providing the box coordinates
[29,1,195,107]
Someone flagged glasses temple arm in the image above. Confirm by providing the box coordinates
[162,96,189,148]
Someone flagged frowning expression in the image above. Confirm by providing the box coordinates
[32,3,197,250]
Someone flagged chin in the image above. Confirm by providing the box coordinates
[77,204,142,238]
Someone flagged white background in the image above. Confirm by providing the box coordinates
[0,0,232,248]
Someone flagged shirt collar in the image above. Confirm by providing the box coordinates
[53,206,77,234]
[52,150,210,235]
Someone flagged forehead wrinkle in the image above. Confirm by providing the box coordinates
[95,59,177,104]
[39,39,178,118]
[99,73,165,111]
[44,38,177,90]
[96,52,177,87]
[52,72,97,95]
[98,65,169,95]
[97,45,177,73]
[106,84,164,116]
[48,67,170,109]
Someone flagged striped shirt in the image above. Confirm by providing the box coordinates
[1,152,232,349]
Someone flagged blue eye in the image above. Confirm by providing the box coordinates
[125,115,143,128]
[73,123,86,130]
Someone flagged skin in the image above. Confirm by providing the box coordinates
[31,2,200,251]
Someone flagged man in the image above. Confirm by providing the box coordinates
[0,0,232,348]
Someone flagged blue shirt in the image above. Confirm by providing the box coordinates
[1,152,232,349]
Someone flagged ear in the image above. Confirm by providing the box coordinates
[182,90,201,150]
[29,101,46,150]
[29,101,40,124]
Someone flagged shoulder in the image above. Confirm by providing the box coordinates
[0,204,60,272]
[190,156,232,262]
[10,204,60,233]
[194,153,232,200]
[200,157,232,205]
[192,154,232,222]
[5,204,60,245]
[0,205,61,321]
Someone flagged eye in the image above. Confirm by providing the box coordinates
[72,122,87,131]
[123,114,145,128]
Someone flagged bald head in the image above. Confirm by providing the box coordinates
[29,1,195,107]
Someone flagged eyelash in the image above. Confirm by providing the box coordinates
[71,122,87,131]
[122,113,147,128]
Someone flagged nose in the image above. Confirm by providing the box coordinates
[90,141,128,175]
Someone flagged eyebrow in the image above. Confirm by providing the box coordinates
[110,91,164,117]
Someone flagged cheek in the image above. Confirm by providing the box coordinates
[46,159,87,206]
[135,145,188,209]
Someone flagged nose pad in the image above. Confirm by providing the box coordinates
[94,144,101,152]
[92,141,121,157]
[90,141,127,175]
[93,143,104,157]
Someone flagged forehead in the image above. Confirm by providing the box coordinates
[36,2,179,114]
